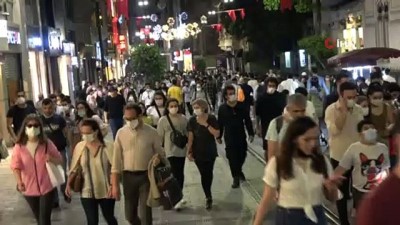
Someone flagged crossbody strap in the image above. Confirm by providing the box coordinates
[166,114,177,133]
[154,105,162,118]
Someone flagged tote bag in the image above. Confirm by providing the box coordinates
[45,142,66,187]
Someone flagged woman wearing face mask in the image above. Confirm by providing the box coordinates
[66,119,118,225]
[11,114,62,225]
[367,84,394,145]
[253,117,340,225]
[187,99,220,210]
[146,91,167,128]
[191,82,211,104]
[157,98,188,210]
[71,102,106,153]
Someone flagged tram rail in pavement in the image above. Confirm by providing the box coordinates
[246,137,341,225]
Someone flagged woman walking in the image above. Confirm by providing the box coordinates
[157,98,188,210]
[11,114,63,225]
[187,99,220,210]
[253,117,341,225]
[65,119,118,225]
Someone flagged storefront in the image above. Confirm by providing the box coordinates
[44,28,63,94]
[27,26,47,101]
[59,42,76,99]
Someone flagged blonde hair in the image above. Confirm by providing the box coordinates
[192,98,209,113]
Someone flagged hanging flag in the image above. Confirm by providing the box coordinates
[228,10,237,22]
[240,9,245,19]
[280,0,293,12]
[112,17,119,44]
[118,0,129,19]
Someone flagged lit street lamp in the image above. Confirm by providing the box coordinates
[208,11,216,15]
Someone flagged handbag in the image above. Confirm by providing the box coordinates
[45,142,66,188]
[155,164,183,210]
[69,151,84,192]
[166,114,188,149]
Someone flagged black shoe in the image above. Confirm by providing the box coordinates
[205,198,213,210]
[239,173,246,182]
[231,178,240,189]
[53,202,60,209]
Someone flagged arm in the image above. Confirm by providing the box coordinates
[47,141,63,165]
[267,141,279,160]
[244,108,254,137]
[111,132,123,186]
[265,120,279,159]
[6,117,16,141]
[253,185,276,225]
[217,108,224,140]
[187,131,194,156]
[206,116,220,138]
[325,105,346,136]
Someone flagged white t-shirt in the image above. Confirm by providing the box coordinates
[265,117,289,143]
[339,141,390,192]
[147,106,164,126]
[263,157,333,223]
[140,90,155,107]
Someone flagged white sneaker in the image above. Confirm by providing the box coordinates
[174,198,187,211]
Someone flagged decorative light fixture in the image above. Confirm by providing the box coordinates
[138,0,149,6]
[180,12,188,21]
[150,14,158,22]
[200,15,208,24]
[208,11,216,15]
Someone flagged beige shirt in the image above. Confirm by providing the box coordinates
[70,141,113,199]
[325,101,364,161]
[111,123,164,173]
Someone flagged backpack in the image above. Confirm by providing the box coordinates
[237,87,245,102]
[275,116,284,134]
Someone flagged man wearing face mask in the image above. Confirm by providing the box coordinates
[334,120,390,211]
[217,85,254,188]
[40,98,69,206]
[139,83,155,107]
[6,91,36,142]
[265,93,307,160]
[255,77,286,157]
[104,87,126,139]
[111,103,166,225]
[325,81,364,225]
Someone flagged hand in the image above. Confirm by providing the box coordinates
[107,186,113,198]
[216,138,222,144]
[323,175,345,190]
[65,185,72,198]
[187,152,194,162]
[248,136,254,143]
[339,100,348,113]
[256,127,262,138]
[17,181,25,192]
[196,116,208,127]
[111,185,120,201]
[153,156,161,167]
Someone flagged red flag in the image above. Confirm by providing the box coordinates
[112,17,119,44]
[118,0,129,19]
[240,9,245,19]
[228,10,236,22]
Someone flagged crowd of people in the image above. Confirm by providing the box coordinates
[4,67,400,225]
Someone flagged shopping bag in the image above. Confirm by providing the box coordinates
[46,162,66,187]
[155,166,183,210]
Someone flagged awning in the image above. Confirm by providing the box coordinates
[327,47,400,67]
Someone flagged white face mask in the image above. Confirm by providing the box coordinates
[16,97,26,105]
[346,99,355,108]
[267,87,276,94]
[362,107,369,116]
[370,99,383,106]
[82,133,95,142]
[127,119,139,129]
[155,99,164,107]
[25,127,40,138]
[169,107,179,115]
[228,94,237,102]
[363,128,377,143]
[196,86,202,91]
[78,110,86,117]
[193,109,203,116]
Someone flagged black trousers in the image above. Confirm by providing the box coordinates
[185,102,193,115]
[81,198,118,225]
[194,159,215,199]
[261,123,269,160]
[331,158,351,225]
[168,157,186,189]
[24,189,56,225]
[122,171,152,225]
[225,142,247,179]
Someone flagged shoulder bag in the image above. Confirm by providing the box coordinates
[69,150,85,192]
[166,115,188,149]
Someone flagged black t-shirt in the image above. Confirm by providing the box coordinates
[187,115,219,161]
[7,105,37,134]
[41,115,67,151]
[104,95,125,119]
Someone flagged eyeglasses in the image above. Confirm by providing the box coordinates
[26,124,40,128]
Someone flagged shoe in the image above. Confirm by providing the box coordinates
[53,202,60,209]
[205,198,213,210]
[231,178,240,189]
[174,199,187,211]
[239,173,246,182]
[64,193,71,204]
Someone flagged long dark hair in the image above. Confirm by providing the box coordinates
[80,118,105,145]
[276,117,327,180]
[16,114,48,145]
[75,101,96,122]
[164,98,180,116]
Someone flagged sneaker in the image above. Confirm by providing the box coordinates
[174,199,187,211]
[231,178,240,189]
[205,198,213,211]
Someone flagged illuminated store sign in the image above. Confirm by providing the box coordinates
[8,31,21,44]
[28,37,42,48]
[48,30,62,51]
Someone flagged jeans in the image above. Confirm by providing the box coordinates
[109,118,124,139]
[194,159,215,199]
[168,157,186,189]
[330,159,351,225]
[122,171,152,225]
[275,205,327,225]
[81,198,118,225]
[25,189,56,225]
[54,149,68,204]
[225,142,247,179]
